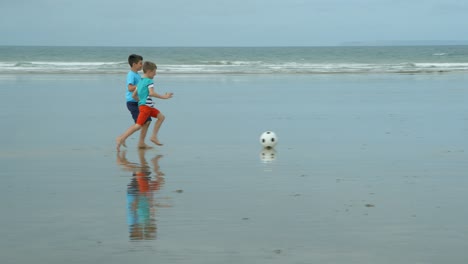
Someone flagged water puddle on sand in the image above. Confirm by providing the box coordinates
[117,149,172,241]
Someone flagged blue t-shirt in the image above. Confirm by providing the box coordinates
[126,71,141,102]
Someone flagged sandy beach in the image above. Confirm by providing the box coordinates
[1,73,468,263]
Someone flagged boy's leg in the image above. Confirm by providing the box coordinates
[138,120,152,149]
[116,124,142,152]
[128,102,152,149]
[118,105,152,151]
[150,113,165,146]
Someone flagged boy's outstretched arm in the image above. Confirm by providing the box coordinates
[149,87,173,99]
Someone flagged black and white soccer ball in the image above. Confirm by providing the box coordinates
[259,131,277,148]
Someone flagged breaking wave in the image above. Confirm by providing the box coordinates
[1,60,467,74]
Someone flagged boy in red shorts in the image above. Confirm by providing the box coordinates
[117,61,173,151]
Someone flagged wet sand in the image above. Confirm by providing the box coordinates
[1,73,468,263]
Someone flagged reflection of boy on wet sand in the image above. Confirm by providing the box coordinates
[117,149,168,240]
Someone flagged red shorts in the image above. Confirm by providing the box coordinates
[135,172,150,193]
[136,105,160,126]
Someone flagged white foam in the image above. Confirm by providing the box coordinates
[1,60,468,74]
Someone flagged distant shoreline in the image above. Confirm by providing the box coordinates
[340,40,468,47]
[1,42,468,48]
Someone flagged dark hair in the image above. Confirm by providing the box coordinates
[143,61,157,73]
[128,54,143,67]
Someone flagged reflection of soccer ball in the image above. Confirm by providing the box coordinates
[260,147,277,163]
[260,131,277,148]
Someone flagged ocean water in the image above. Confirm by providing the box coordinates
[0,45,468,74]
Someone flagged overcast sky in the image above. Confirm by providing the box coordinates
[1,0,467,46]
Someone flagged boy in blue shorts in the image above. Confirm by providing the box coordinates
[126,54,152,149]
[117,61,173,151]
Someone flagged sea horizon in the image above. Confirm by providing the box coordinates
[1,45,467,75]
[2,39,468,47]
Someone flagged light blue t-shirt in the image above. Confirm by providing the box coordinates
[126,71,141,102]
[137,78,155,107]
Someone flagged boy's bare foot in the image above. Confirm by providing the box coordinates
[150,137,163,146]
[116,137,127,152]
[138,144,153,149]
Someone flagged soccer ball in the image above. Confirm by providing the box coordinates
[260,131,277,148]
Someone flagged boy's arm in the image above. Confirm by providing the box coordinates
[149,86,173,99]
[132,89,139,101]
[126,71,140,92]
[128,84,137,92]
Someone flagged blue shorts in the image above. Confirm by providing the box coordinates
[127,101,151,123]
